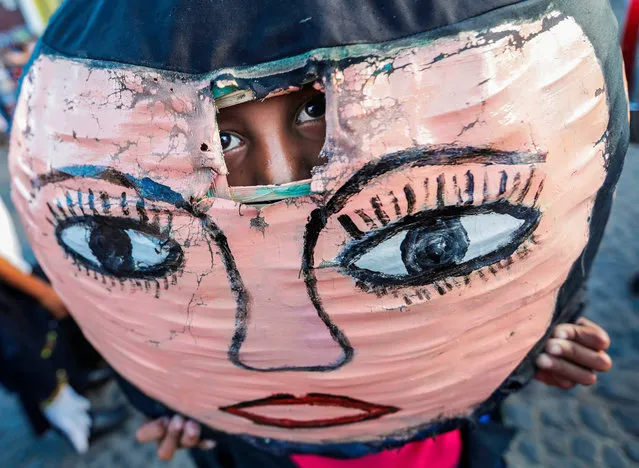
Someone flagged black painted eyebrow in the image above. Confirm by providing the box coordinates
[326,146,546,215]
[36,166,135,189]
[435,147,546,165]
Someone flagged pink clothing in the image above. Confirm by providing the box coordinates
[291,429,462,468]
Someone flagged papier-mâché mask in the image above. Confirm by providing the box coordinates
[9,0,628,457]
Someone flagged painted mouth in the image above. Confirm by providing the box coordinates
[220,393,399,429]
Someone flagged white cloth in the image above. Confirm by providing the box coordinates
[42,384,92,454]
[0,195,31,273]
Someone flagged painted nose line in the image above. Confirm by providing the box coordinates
[201,214,349,372]
[231,304,349,372]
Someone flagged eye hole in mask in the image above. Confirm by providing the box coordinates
[213,83,327,205]
[55,216,184,279]
[336,201,540,288]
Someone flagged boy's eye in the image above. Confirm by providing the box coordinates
[219,132,244,152]
[296,95,326,124]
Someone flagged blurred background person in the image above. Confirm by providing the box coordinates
[0,195,129,453]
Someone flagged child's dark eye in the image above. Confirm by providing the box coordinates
[296,95,326,124]
[219,131,243,152]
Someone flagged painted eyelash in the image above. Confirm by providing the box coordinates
[64,249,180,298]
[363,237,539,306]
[338,167,544,237]
[47,190,180,296]
[336,167,544,305]
[48,190,174,232]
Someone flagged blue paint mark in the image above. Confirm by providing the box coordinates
[60,165,106,178]
[58,165,186,207]
[120,192,128,208]
[126,175,185,207]
[88,190,95,211]
[65,192,74,208]
[101,195,111,212]
[77,192,83,208]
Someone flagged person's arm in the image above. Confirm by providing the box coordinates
[0,257,69,319]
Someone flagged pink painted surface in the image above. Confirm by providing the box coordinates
[9,12,610,445]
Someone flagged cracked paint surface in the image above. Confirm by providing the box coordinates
[12,56,226,202]
[9,12,613,451]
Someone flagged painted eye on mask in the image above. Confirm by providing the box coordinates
[336,201,540,288]
[55,216,184,279]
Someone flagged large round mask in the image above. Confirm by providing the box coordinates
[9,0,628,456]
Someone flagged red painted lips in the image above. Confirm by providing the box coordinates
[220,393,399,429]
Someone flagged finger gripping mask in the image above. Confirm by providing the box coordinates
[9,0,628,457]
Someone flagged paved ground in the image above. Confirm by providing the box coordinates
[0,2,637,465]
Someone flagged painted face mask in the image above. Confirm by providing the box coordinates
[8,0,628,457]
